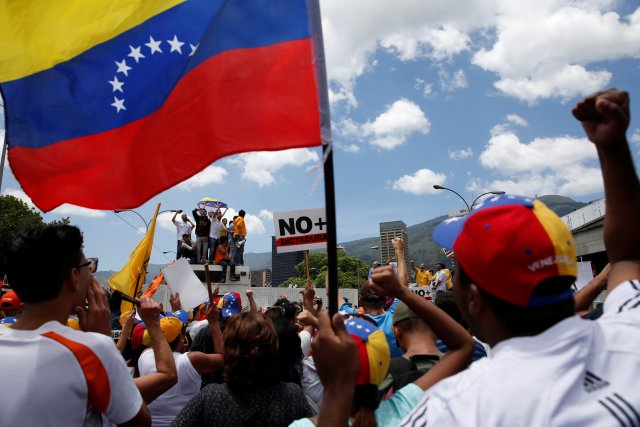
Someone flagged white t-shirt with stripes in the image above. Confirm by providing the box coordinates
[399,280,640,427]
[0,320,143,426]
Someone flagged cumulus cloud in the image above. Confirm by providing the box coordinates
[229,149,319,187]
[438,68,468,92]
[339,143,360,153]
[470,124,603,196]
[362,99,430,150]
[257,209,273,221]
[321,1,640,105]
[414,78,433,98]
[449,148,474,160]
[177,166,227,190]
[391,168,447,195]
[1,188,106,218]
[506,114,528,127]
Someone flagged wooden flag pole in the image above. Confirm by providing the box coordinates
[304,250,310,282]
[203,262,214,303]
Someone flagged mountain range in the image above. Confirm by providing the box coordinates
[94,195,586,282]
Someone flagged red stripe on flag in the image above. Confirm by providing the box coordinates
[9,39,322,212]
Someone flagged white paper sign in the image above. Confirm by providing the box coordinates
[575,261,593,291]
[162,258,208,311]
[273,207,327,254]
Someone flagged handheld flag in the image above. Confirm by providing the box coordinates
[1,0,329,211]
[109,204,160,324]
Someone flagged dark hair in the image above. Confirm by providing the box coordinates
[223,311,280,389]
[218,236,228,245]
[5,225,83,303]
[457,265,575,336]
[270,316,303,385]
[352,384,379,427]
[436,263,445,269]
[434,291,466,327]
[238,210,245,217]
[274,298,301,321]
[359,283,385,311]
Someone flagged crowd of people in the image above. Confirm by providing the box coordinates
[0,89,638,426]
[172,207,247,282]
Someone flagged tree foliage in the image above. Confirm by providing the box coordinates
[0,195,70,276]
[280,250,370,289]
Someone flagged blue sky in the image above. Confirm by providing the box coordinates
[2,0,640,271]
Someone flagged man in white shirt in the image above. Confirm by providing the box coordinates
[172,211,194,260]
[314,89,640,427]
[0,225,150,426]
[432,263,447,299]
[208,210,222,263]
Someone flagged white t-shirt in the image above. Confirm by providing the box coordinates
[175,220,192,241]
[0,321,143,426]
[434,270,447,292]
[209,218,222,239]
[399,279,640,427]
[138,350,201,427]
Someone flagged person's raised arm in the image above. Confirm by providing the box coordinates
[134,298,178,403]
[313,311,359,427]
[574,264,610,314]
[76,276,112,337]
[371,266,474,391]
[117,310,136,353]
[573,89,640,290]
[171,210,179,224]
[411,260,418,275]
[392,237,408,287]
[245,289,258,312]
[187,303,224,375]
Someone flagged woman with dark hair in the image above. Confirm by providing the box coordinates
[172,311,313,426]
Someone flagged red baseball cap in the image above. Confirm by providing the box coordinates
[433,195,577,307]
[0,291,23,311]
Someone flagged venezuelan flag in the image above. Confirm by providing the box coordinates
[0,0,328,212]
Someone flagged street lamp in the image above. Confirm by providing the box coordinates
[162,251,176,255]
[113,209,179,232]
[432,185,504,215]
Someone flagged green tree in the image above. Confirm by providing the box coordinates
[0,195,70,276]
[279,250,370,289]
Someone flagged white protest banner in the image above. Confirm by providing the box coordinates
[273,207,327,254]
[409,286,432,301]
[162,258,208,310]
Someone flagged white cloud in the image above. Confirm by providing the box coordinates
[391,168,447,195]
[506,114,528,127]
[630,128,640,143]
[245,214,267,235]
[471,124,603,197]
[1,188,105,218]
[472,2,640,103]
[449,148,474,160]
[177,165,227,190]
[414,78,433,98]
[339,143,360,153]
[362,99,430,150]
[229,148,319,187]
[439,68,468,92]
[257,209,273,221]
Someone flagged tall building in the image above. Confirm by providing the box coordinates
[251,269,272,287]
[379,221,410,277]
[271,236,305,287]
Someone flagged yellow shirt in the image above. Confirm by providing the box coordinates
[444,268,453,289]
[234,216,247,238]
[415,268,432,287]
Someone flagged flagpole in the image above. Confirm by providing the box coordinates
[308,0,338,314]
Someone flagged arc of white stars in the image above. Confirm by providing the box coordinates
[128,45,145,63]
[111,97,126,113]
[167,35,184,54]
[145,36,162,54]
[115,59,132,76]
[108,76,124,93]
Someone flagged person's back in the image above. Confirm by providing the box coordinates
[0,225,149,426]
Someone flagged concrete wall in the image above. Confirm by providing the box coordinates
[573,226,605,257]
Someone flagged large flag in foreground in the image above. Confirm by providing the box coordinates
[109,204,160,322]
[0,0,329,211]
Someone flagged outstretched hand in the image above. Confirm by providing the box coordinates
[572,89,630,147]
[370,265,405,298]
[312,311,359,390]
[169,292,181,312]
[138,298,162,329]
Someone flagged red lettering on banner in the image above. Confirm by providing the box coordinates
[276,232,328,247]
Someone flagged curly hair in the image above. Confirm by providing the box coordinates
[223,311,280,390]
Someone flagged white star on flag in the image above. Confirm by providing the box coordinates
[115,59,132,76]
[167,35,184,54]
[128,45,146,63]
[145,36,162,54]
[108,76,124,93]
[356,324,363,329]
[111,97,126,113]
[189,43,199,57]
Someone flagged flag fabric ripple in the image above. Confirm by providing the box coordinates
[0,0,329,212]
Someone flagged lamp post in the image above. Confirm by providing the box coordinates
[162,251,176,255]
[432,185,505,215]
[113,209,179,232]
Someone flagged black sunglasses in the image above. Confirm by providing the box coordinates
[77,258,98,274]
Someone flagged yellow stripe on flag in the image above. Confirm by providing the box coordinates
[0,0,184,82]
[109,203,161,325]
